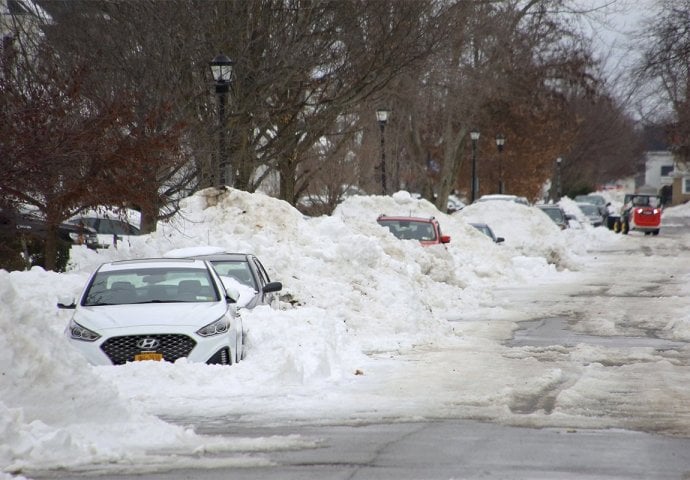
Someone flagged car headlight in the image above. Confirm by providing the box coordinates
[197,316,231,337]
[68,318,101,342]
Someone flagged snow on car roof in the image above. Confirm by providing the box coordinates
[100,258,207,271]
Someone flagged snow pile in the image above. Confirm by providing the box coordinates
[0,188,639,475]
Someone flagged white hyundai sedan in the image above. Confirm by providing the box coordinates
[59,258,244,365]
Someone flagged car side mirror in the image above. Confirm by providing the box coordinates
[440,235,451,244]
[496,237,505,244]
[263,281,282,293]
[57,295,76,309]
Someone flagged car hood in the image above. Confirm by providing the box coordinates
[73,301,229,331]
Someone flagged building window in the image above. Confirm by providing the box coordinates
[661,165,674,176]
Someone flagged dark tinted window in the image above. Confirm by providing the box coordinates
[378,220,437,241]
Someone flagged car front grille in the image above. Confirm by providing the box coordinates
[101,334,196,365]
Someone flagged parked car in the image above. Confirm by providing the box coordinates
[574,194,610,219]
[187,252,282,309]
[476,194,530,206]
[469,222,504,243]
[0,207,99,271]
[59,258,244,365]
[576,202,605,227]
[447,195,466,213]
[536,204,569,230]
[67,215,140,249]
[377,215,451,246]
[612,194,662,235]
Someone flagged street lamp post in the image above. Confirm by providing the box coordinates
[495,133,506,194]
[556,156,563,201]
[210,54,234,188]
[470,129,480,202]
[376,109,390,194]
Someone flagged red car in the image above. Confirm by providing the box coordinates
[377,215,451,246]
[613,194,662,236]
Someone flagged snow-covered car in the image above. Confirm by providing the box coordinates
[612,194,662,235]
[576,202,605,227]
[447,195,466,213]
[470,222,504,243]
[377,215,451,246]
[574,194,609,218]
[536,204,569,230]
[188,252,283,309]
[476,194,530,206]
[59,258,244,365]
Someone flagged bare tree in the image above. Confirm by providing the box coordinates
[636,0,690,165]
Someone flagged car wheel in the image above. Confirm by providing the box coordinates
[653,229,660,236]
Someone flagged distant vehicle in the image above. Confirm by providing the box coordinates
[574,194,609,218]
[187,252,282,309]
[0,207,98,271]
[447,195,466,213]
[67,215,140,249]
[377,215,451,246]
[59,258,244,366]
[469,222,504,243]
[576,202,605,227]
[476,194,530,206]
[536,204,569,230]
[612,194,662,235]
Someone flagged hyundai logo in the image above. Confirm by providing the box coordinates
[136,338,160,350]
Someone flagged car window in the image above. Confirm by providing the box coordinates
[540,207,565,223]
[378,220,437,241]
[579,204,597,215]
[83,267,217,306]
[210,260,258,289]
[252,258,271,287]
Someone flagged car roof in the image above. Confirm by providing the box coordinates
[377,215,437,223]
[536,204,561,209]
[99,258,209,272]
[189,252,252,262]
[477,194,518,201]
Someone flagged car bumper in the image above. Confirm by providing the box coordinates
[67,324,238,366]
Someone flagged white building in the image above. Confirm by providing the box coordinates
[644,150,674,191]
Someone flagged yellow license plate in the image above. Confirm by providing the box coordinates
[134,352,163,362]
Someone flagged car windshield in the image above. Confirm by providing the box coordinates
[471,224,491,238]
[576,195,605,206]
[209,260,258,289]
[378,219,437,241]
[578,204,598,215]
[83,267,218,306]
[540,207,565,223]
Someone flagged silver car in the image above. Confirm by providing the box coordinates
[189,252,283,309]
